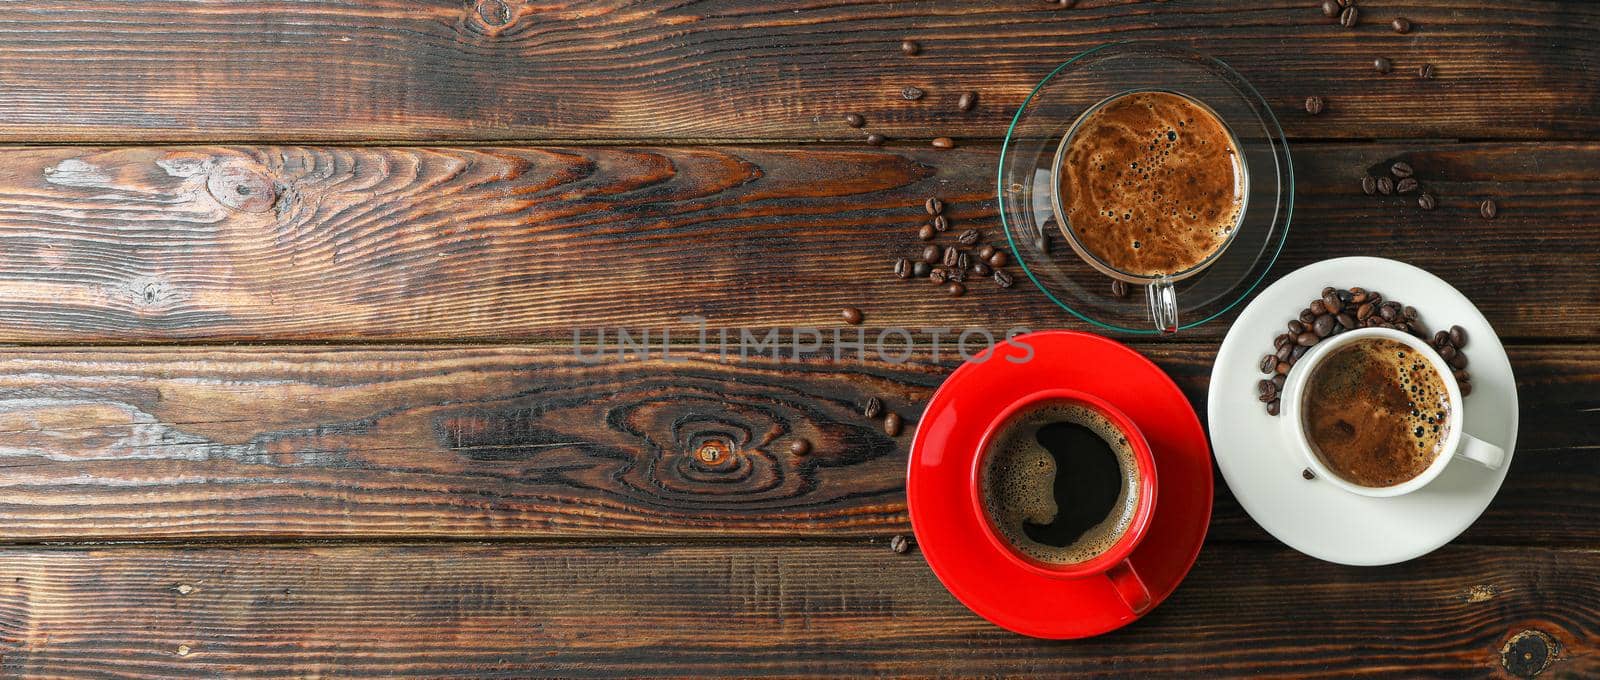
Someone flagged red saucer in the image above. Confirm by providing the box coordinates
[907,330,1212,638]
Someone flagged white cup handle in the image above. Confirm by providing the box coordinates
[1454,433,1506,470]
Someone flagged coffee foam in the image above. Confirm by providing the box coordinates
[980,402,1140,565]
[1059,91,1244,277]
[1303,338,1453,487]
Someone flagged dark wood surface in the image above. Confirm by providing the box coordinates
[0,1,1595,678]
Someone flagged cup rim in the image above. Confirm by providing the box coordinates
[1281,327,1465,497]
[967,388,1158,579]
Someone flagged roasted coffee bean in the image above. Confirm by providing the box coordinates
[889,534,910,554]
[1290,345,1309,362]
[1305,96,1325,115]
[1379,307,1397,324]
[1310,300,1327,315]
[1367,291,1383,305]
[947,282,966,297]
[789,439,812,456]
[1392,17,1411,33]
[1261,354,1278,373]
[1403,305,1418,320]
[931,137,956,149]
[1337,312,1357,329]
[842,307,863,325]
[1299,309,1317,325]
[1418,63,1436,79]
[1373,56,1392,74]
[1339,5,1358,27]
[1263,399,1279,416]
[1356,302,1374,320]
[1258,381,1277,403]
[1438,344,1457,361]
[900,40,921,56]
[893,258,912,279]
[1273,374,1287,389]
[958,91,978,112]
[1296,332,1319,347]
[866,133,886,146]
[928,268,947,284]
[912,261,931,278]
[921,245,941,263]
[988,251,1008,268]
[918,223,936,241]
[1313,315,1335,337]
[1391,161,1414,178]
[1320,0,1339,17]
[1322,286,1335,297]
[1288,319,1305,334]
[957,251,972,271]
[1432,330,1450,347]
[976,244,995,260]
[864,396,884,419]
[1275,333,1293,350]
[1351,289,1370,305]
[1377,176,1394,195]
[1418,192,1437,210]
[1396,177,1418,194]
[925,197,944,215]
[902,86,925,101]
[1299,466,1314,479]
[932,215,949,232]
[1275,344,1293,362]
[883,412,903,436]
[942,246,959,267]
[946,267,965,283]
[1449,352,1468,369]
[1365,316,1383,328]
[1480,199,1498,219]
[1257,378,1274,396]
[993,269,1014,288]
[1362,175,1377,195]
[1460,381,1473,397]
[958,229,981,246]
[1322,291,1343,314]
[1449,325,1467,347]
[845,113,865,128]
[973,261,992,276]
[1275,361,1290,376]
[1453,369,1469,382]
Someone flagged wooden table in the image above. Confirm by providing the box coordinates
[0,1,1593,676]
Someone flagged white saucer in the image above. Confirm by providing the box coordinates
[1208,257,1518,566]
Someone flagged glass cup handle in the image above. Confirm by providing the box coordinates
[1106,559,1152,614]
[1146,280,1178,334]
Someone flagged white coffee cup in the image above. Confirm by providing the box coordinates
[1280,327,1505,497]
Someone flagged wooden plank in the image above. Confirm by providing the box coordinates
[0,1,1594,142]
[0,142,1593,343]
[0,542,1590,677]
[0,343,1590,544]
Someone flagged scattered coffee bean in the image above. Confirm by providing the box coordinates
[866,133,886,146]
[1288,319,1305,334]
[883,412,903,436]
[958,229,981,246]
[1337,312,1357,329]
[890,534,910,554]
[1320,0,1339,17]
[1313,315,1335,337]
[1297,331,1319,347]
[1438,344,1457,361]
[1418,192,1437,210]
[1449,352,1468,369]
[900,40,921,56]
[1055,0,1076,7]
[931,137,956,149]
[1396,177,1418,194]
[918,223,935,241]
[1392,17,1411,33]
[1480,199,1498,220]
[945,266,965,283]
[1257,380,1276,402]
[1273,374,1286,389]
[1403,305,1418,320]
[912,261,931,278]
[1432,330,1450,346]
[1362,175,1377,195]
[842,307,863,325]
[1356,302,1374,320]
[1111,279,1129,298]
[845,113,865,128]
[1339,5,1358,27]
[1266,400,1280,416]
[925,197,943,215]
[864,396,884,419]
[976,245,996,260]
[946,281,966,297]
[993,269,1014,289]
[1302,467,1314,480]
[932,215,949,232]
[902,86,925,101]
[1305,96,1325,115]
[1364,316,1382,328]
[1379,304,1399,321]
[1373,56,1393,74]
[1322,291,1343,314]
[1260,354,1277,373]
[1275,344,1293,362]
[1290,345,1308,362]
[1391,161,1413,178]
[1299,309,1317,325]
[943,246,959,268]
[957,91,978,112]
[1452,368,1469,382]
[1322,286,1335,297]
[1460,381,1473,397]
[789,438,812,456]
[1350,287,1368,303]
[1449,325,1467,347]
[957,251,972,271]
[973,261,992,276]
[893,258,912,279]
[1275,333,1293,350]
[1275,361,1290,376]
[929,268,948,284]
[1417,63,1435,79]
[921,245,941,263]
[1377,176,1394,195]
[988,251,1008,268]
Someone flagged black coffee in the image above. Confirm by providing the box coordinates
[980,401,1140,564]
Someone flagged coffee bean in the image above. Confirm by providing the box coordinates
[1362,175,1377,195]
[902,86,925,101]
[1305,96,1325,115]
[1480,199,1498,220]
[1449,352,1468,369]
[1275,361,1290,376]
[1367,291,1383,305]
[1438,344,1457,361]
[1349,288,1367,303]
[976,244,995,260]
[928,268,947,284]
[1275,333,1293,350]
[1273,374,1286,389]
[973,261,992,276]
[1432,330,1450,346]
[958,91,978,112]
[912,261,931,278]
[947,282,966,297]
[883,412,903,436]
[1111,279,1129,298]
[789,439,812,456]
[1259,354,1278,373]
[864,396,884,419]
[1276,344,1293,362]
[1320,0,1339,17]
[1257,381,1277,402]
[925,197,944,215]
[1288,319,1305,334]
[1390,162,1413,179]
[1460,380,1473,397]
[1299,309,1317,325]
[921,245,941,263]
[1300,466,1313,479]
[945,267,965,283]
[1296,332,1319,347]
[1373,56,1393,74]
[988,251,1008,268]
[1313,315,1335,337]
[918,223,935,241]
[1310,300,1327,315]
[1322,291,1343,314]
[1392,17,1411,33]
[890,534,910,554]
[1449,325,1467,347]
[957,251,972,271]
[993,269,1014,289]
[1054,0,1075,7]
[1322,286,1336,297]
[931,137,956,150]
[1336,289,1353,303]
[1290,345,1309,362]
[1452,369,1469,382]
[866,133,886,146]
[1377,176,1394,195]
[1365,316,1383,328]
[1337,312,1357,329]
[958,229,981,246]
[943,246,959,267]
[1417,63,1436,79]
[1339,5,1358,27]
[1418,192,1437,210]
[845,113,865,128]
[1356,302,1374,320]
[900,40,921,56]
[842,307,863,325]
[1403,305,1418,320]
[1396,177,1418,194]
[932,215,949,232]
[893,258,912,279]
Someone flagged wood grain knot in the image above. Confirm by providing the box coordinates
[464,0,525,36]
[1501,629,1558,678]
[206,164,276,213]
